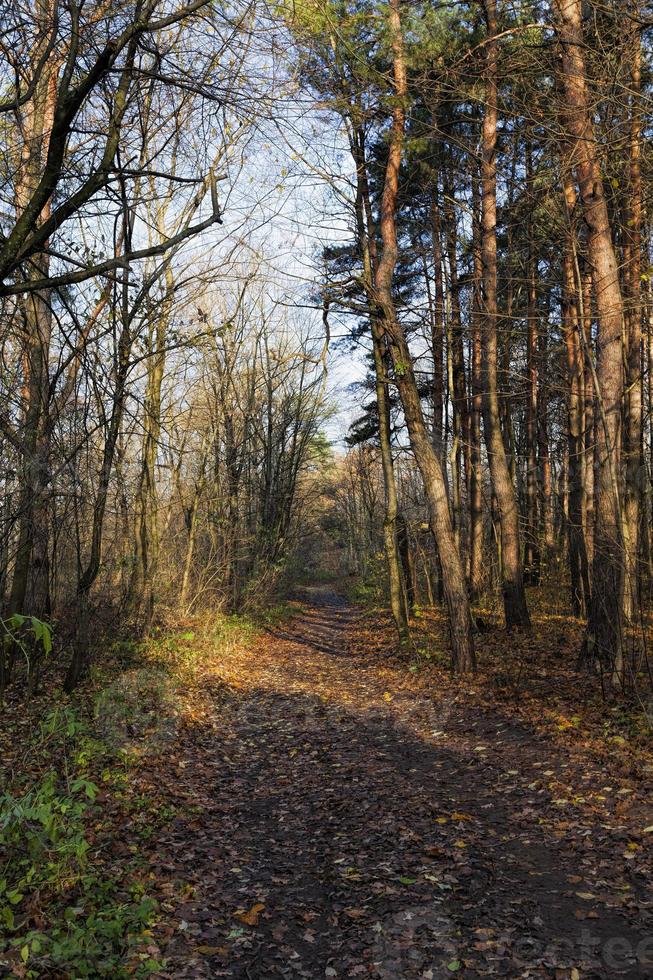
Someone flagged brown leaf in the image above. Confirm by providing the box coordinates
[234,902,265,926]
[344,907,367,919]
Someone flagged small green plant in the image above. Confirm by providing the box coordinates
[0,772,93,920]
[393,358,409,377]
[6,885,159,977]
[0,709,160,977]
[1,613,53,695]
[3,613,53,657]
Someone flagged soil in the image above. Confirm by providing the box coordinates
[148,588,653,979]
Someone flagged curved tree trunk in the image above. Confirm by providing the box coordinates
[374,0,474,672]
[351,127,410,645]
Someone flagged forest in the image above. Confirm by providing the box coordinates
[1,0,653,976]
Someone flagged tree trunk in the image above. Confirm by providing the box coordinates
[537,327,555,559]
[621,13,642,624]
[444,170,470,561]
[352,126,410,644]
[524,144,540,584]
[130,291,169,622]
[480,0,530,628]
[65,274,132,691]
[562,173,591,615]
[430,185,446,475]
[5,23,58,690]
[469,170,484,599]
[554,0,626,679]
[374,0,474,672]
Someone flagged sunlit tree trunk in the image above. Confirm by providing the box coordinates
[430,184,446,476]
[443,171,469,559]
[554,0,626,679]
[581,269,595,571]
[375,0,474,671]
[352,127,410,644]
[480,0,530,628]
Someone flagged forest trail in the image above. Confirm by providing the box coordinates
[150,589,651,979]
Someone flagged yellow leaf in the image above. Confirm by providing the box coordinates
[234,902,265,927]
[454,839,467,848]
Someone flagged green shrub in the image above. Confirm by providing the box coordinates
[0,710,161,978]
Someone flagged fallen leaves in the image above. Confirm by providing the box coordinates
[343,907,366,919]
[51,591,649,980]
[233,902,265,927]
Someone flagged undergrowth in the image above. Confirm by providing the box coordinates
[342,554,387,608]
[0,609,262,978]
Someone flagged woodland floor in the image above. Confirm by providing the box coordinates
[5,587,653,978]
[127,587,653,979]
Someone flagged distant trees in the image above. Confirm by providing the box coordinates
[0,0,329,693]
[175,291,329,614]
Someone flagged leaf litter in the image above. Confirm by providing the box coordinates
[77,587,653,978]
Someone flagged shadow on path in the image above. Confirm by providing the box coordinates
[153,589,652,979]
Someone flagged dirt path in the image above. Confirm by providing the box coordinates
[151,589,652,979]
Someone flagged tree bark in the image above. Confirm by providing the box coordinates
[524,143,540,584]
[351,127,411,644]
[375,0,475,672]
[621,12,642,624]
[554,0,626,678]
[562,172,590,615]
[480,0,530,628]
[468,170,484,600]
[443,168,470,560]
